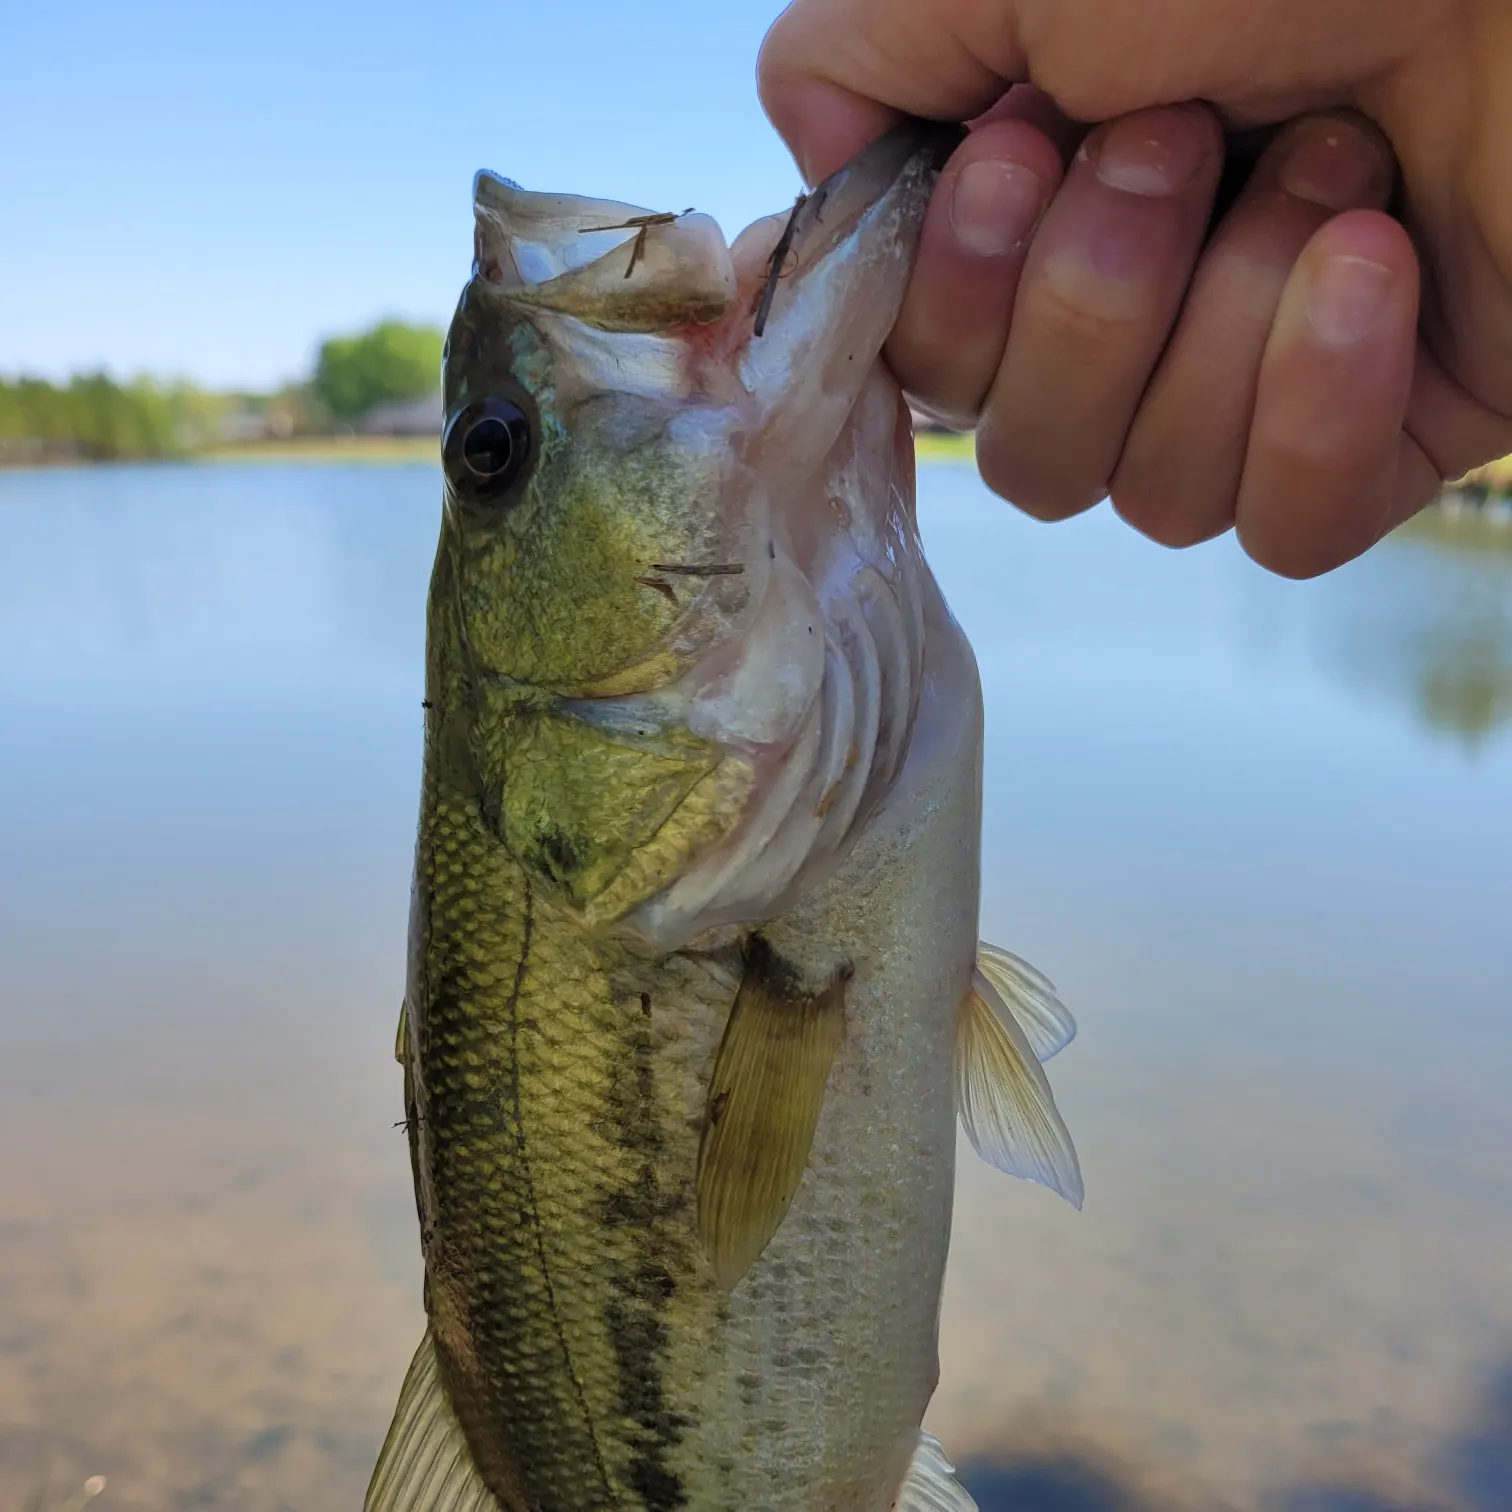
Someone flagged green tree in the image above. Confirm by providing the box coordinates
[311,319,444,421]
[0,373,218,461]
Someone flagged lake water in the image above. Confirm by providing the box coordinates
[1,462,1509,1512]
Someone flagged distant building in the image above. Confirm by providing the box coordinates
[217,410,271,444]
[361,393,443,436]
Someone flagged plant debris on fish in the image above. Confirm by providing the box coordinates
[369,121,1083,1512]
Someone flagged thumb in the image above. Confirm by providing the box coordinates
[758,0,1027,183]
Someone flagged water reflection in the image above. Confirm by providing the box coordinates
[955,1355,1512,1510]
[0,464,1508,1510]
[1314,523,1512,750]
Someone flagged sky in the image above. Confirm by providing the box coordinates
[0,0,803,390]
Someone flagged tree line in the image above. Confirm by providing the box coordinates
[0,319,445,464]
[0,376,227,464]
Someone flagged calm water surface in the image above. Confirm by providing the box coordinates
[1,463,1509,1512]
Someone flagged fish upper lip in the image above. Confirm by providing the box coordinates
[468,118,954,311]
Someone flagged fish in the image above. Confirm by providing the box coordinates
[368,122,1083,1512]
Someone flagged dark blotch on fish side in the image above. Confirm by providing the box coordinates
[535,823,581,882]
[598,1018,692,1510]
[739,931,853,1001]
[740,932,801,997]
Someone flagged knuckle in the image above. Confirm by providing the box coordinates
[888,334,998,432]
[1235,514,1347,580]
[1032,272,1150,345]
[1112,484,1227,548]
[977,415,1109,519]
[977,440,1105,519]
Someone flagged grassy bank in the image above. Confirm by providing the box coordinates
[914,431,976,465]
[1395,497,1512,554]
[1446,454,1512,499]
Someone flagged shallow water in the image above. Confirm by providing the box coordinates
[0,462,1508,1512]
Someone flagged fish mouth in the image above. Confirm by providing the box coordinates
[739,121,963,337]
[471,172,738,332]
[470,120,958,339]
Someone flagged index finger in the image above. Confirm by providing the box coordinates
[758,0,1028,183]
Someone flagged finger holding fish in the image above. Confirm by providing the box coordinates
[1110,111,1403,559]
[885,110,1064,430]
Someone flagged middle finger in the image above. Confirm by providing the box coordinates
[976,104,1223,520]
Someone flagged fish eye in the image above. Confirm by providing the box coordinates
[443,395,534,502]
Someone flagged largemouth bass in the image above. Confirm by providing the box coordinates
[369,123,1083,1512]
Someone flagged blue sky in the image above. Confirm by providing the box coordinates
[0,0,801,389]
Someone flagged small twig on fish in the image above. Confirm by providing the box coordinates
[748,246,800,318]
[578,209,694,278]
[752,193,808,337]
[635,575,679,606]
[637,562,744,604]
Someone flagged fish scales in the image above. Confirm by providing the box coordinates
[410,627,969,1507]
[409,568,720,1508]
[372,122,1083,1512]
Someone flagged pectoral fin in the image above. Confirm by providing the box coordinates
[956,960,1084,1209]
[896,1430,979,1512]
[697,936,848,1291]
[976,941,1076,1061]
[365,1330,499,1512]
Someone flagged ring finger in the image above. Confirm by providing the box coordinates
[1111,111,1399,547]
[975,103,1224,520]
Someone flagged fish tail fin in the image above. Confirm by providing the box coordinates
[366,1329,501,1512]
[955,948,1084,1209]
[896,1429,979,1512]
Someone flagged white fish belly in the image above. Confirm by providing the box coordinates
[669,592,984,1510]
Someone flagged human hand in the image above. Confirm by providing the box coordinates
[758,0,1512,579]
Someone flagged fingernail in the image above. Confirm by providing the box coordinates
[1092,113,1206,196]
[1279,118,1380,210]
[1306,255,1392,345]
[949,160,1045,257]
